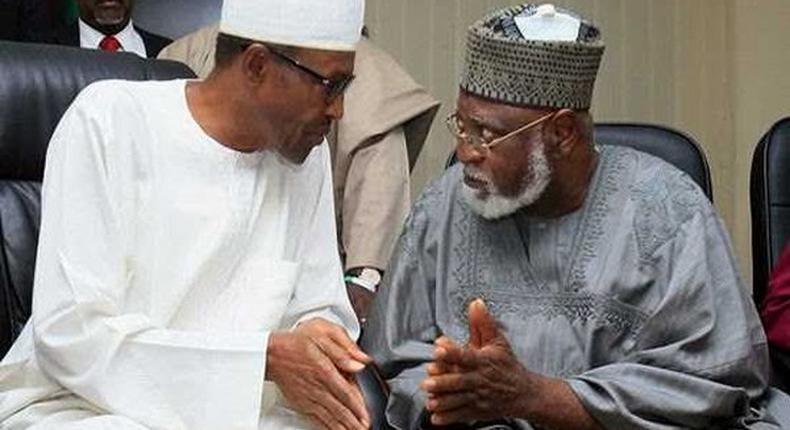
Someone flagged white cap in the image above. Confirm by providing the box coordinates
[220,0,365,52]
[514,3,581,42]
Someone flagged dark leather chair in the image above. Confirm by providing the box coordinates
[0,41,195,356]
[751,118,790,307]
[595,123,712,200]
[750,117,790,389]
[446,122,713,201]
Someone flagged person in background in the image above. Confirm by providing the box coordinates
[50,0,170,58]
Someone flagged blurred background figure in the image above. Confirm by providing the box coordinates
[50,0,170,57]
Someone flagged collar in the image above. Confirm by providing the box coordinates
[78,18,147,57]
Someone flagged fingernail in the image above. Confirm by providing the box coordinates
[347,360,365,372]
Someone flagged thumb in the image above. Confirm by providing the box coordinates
[468,299,500,348]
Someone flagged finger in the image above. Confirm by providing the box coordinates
[303,392,346,430]
[322,365,371,427]
[306,407,340,430]
[420,372,477,394]
[313,388,366,430]
[313,335,367,373]
[433,336,463,360]
[325,324,373,366]
[434,342,477,368]
[434,335,461,351]
[469,299,500,347]
[426,391,477,412]
[431,407,480,427]
[310,398,357,430]
[426,361,452,376]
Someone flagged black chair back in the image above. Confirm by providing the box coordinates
[595,123,712,200]
[0,41,195,356]
[751,118,790,307]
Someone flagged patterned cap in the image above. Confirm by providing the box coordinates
[461,4,605,110]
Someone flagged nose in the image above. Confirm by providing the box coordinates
[325,95,345,120]
[455,140,486,166]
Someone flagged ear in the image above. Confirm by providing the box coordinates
[543,109,578,157]
[240,44,271,84]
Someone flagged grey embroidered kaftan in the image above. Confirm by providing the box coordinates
[362,146,790,430]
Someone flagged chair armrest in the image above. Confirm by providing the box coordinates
[355,365,395,430]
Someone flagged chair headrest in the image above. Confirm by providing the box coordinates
[0,41,195,181]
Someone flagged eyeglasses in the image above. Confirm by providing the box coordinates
[267,47,355,102]
[445,111,555,151]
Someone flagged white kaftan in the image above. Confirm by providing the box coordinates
[0,79,357,430]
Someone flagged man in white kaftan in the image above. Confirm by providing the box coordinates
[0,0,371,429]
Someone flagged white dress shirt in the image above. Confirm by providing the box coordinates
[78,18,147,57]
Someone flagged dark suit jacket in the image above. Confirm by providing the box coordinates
[0,0,53,42]
[51,21,171,58]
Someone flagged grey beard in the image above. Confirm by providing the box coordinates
[461,143,552,220]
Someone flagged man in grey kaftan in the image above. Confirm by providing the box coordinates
[365,146,790,429]
[361,3,790,429]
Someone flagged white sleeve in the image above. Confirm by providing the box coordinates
[32,88,268,430]
[280,143,360,340]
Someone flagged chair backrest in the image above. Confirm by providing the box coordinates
[446,122,713,201]
[0,41,195,356]
[751,117,790,307]
[595,123,713,201]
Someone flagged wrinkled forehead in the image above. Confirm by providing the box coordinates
[457,90,550,129]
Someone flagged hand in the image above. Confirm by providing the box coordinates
[266,319,373,430]
[346,283,375,324]
[420,300,539,426]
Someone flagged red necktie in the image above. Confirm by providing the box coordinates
[99,35,122,52]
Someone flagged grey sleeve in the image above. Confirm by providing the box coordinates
[360,189,442,430]
[567,211,771,429]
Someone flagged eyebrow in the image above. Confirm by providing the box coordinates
[464,113,509,134]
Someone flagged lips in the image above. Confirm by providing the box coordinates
[93,0,126,25]
[463,175,488,191]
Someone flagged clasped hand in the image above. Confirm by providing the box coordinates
[421,299,537,427]
[267,318,372,430]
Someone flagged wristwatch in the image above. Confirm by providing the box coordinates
[345,267,382,293]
